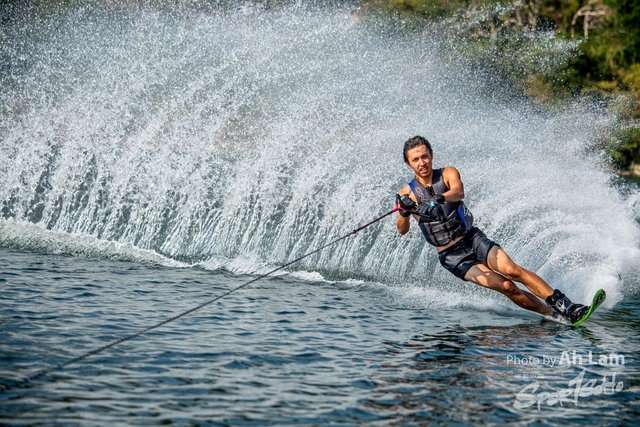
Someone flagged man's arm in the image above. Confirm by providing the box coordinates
[396,184,415,235]
[441,167,465,203]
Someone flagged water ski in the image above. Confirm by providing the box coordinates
[572,289,606,327]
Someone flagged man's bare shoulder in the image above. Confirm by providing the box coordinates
[398,184,412,195]
[442,166,461,178]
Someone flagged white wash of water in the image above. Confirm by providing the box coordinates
[1,4,639,306]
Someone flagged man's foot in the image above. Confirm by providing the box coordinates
[545,289,589,324]
[564,303,589,323]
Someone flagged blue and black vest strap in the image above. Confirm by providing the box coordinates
[408,179,416,196]
[457,206,468,228]
[407,175,435,206]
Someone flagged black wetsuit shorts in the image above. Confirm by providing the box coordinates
[437,227,500,280]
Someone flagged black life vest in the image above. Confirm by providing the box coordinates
[409,168,474,247]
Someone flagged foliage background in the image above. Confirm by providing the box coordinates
[362,0,640,174]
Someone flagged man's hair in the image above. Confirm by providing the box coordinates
[403,136,433,163]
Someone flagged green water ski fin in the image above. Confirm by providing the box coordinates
[572,289,606,327]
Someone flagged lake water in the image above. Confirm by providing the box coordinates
[1,247,639,425]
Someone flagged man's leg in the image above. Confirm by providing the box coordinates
[464,264,554,315]
[481,246,589,322]
[485,246,554,300]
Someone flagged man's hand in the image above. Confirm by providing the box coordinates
[416,195,444,219]
[396,194,415,217]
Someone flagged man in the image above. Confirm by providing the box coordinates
[395,135,588,323]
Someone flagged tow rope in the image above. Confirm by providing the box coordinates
[2,206,400,391]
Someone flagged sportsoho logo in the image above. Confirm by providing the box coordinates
[508,350,626,410]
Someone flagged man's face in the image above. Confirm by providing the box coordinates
[406,145,433,178]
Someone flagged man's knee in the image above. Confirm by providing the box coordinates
[501,280,521,297]
[502,263,524,281]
